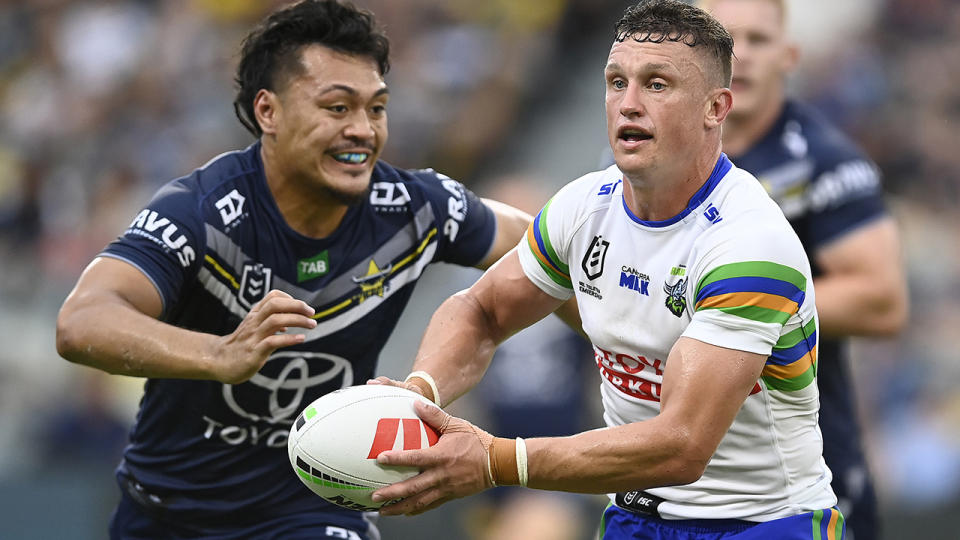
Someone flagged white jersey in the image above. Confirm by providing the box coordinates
[518,155,836,521]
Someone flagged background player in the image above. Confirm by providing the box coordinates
[699,1,909,537]
[371,1,842,537]
[54,1,540,538]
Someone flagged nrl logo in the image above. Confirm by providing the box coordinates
[238,263,272,310]
[581,235,609,280]
[663,265,687,318]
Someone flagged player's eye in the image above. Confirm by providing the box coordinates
[649,81,666,91]
[328,105,348,113]
[611,79,626,90]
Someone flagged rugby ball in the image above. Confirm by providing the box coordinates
[288,384,440,511]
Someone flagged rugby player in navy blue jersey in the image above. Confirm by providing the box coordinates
[54,1,553,538]
[700,1,909,537]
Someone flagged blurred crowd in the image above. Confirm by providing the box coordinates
[0,0,958,538]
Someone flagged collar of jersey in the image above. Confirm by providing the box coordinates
[621,153,732,228]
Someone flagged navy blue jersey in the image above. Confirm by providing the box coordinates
[101,141,496,532]
[728,100,885,535]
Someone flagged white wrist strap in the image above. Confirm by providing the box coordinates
[516,437,528,487]
[404,370,441,406]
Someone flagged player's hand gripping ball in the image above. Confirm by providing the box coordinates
[288,384,439,511]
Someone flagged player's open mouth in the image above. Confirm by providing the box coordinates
[618,128,653,143]
[332,152,371,165]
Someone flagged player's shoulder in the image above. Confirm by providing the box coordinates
[784,100,872,166]
[548,164,623,215]
[704,164,800,246]
[160,143,261,203]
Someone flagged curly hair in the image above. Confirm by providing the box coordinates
[233,0,390,137]
[615,0,733,87]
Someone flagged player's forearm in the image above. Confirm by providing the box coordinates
[56,294,218,380]
[411,290,501,406]
[814,273,908,337]
[524,417,706,493]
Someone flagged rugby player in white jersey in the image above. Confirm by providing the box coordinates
[370,1,845,538]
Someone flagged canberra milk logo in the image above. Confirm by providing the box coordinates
[215,189,246,226]
[619,266,650,296]
[298,251,330,282]
[127,209,195,267]
[238,263,271,309]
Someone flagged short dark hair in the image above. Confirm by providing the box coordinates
[615,0,733,87]
[233,0,391,137]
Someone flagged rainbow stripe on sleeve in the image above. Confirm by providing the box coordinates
[695,261,817,391]
[525,199,572,289]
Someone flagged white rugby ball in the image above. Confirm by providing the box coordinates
[288,384,439,511]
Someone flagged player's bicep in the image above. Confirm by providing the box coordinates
[659,337,766,459]
[469,249,566,342]
[475,198,532,269]
[814,217,900,281]
[65,257,164,319]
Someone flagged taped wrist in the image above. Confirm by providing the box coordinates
[488,437,528,487]
[404,371,439,405]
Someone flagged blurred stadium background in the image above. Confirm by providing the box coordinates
[0,0,958,538]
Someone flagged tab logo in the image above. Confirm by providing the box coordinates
[297,251,330,282]
[366,418,440,459]
[215,189,246,226]
[582,235,609,280]
[238,263,272,309]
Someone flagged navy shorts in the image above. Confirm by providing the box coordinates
[109,488,377,540]
[600,503,845,540]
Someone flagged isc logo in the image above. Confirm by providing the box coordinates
[366,418,440,459]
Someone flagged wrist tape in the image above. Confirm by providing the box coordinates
[404,371,440,405]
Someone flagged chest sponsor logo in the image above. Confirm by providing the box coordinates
[663,265,687,318]
[297,250,330,282]
[203,351,353,448]
[619,266,650,296]
[215,189,246,227]
[594,346,664,402]
[352,259,391,303]
[127,209,195,267]
[370,182,412,211]
[238,263,272,309]
[582,235,609,280]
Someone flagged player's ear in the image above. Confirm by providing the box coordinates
[705,87,732,129]
[254,89,281,136]
[780,40,800,74]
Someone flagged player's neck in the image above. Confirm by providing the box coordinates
[722,96,786,158]
[622,148,721,222]
[260,145,349,239]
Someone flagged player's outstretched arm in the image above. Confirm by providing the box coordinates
[474,198,532,269]
[813,217,908,337]
[409,249,564,406]
[372,337,765,516]
[56,257,317,384]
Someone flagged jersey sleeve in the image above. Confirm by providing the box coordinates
[413,169,496,267]
[516,185,580,301]
[100,179,206,319]
[682,220,816,366]
[804,138,887,250]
